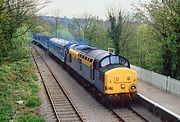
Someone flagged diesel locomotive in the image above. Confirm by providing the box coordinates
[32,34,137,102]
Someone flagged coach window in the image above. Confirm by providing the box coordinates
[101,57,110,67]
[110,56,119,64]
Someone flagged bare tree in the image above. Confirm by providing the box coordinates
[68,13,97,41]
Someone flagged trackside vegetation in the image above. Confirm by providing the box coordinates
[0,0,48,121]
[0,59,44,122]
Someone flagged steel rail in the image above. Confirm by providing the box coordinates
[128,107,149,122]
[31,47,60,122]
[31,45,84,122]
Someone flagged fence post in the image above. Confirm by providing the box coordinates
[137,67,140,80]
[178,82,180,96]
[178,83,180,96]
[166,76,170,93]
[150,71,153,85]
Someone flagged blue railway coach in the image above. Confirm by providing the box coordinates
[32,34,77,62]
[32,34,51,49]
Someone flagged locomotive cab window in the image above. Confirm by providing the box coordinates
[110,56,119,64]
[101,57,110,67]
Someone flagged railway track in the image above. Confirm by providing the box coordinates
[31,45,84,122]
[31,44,162,122]
[110,106,149,122]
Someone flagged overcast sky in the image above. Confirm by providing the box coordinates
[39,0,150,19]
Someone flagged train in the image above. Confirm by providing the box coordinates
[32,33,137,103]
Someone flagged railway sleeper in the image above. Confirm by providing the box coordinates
[58,113,79,118]
[53,102,71,106]
[56,111,76,115]
[53,98,68,101]
[51,96,67,99]
[56,109,75,113]
[57,108,74,111]
[60,118,81,121]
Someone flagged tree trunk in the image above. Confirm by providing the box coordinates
[162,44,173,76]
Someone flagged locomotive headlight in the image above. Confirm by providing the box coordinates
[121,84,125,89]
[131,86,137,93]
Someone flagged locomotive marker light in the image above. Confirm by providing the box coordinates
[121,84,125,89]
[116,77,119,81]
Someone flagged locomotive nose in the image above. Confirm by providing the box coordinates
[104,68,137,94]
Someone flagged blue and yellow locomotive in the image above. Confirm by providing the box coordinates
[32,34,137,101]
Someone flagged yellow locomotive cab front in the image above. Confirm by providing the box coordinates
[104,68,137,94]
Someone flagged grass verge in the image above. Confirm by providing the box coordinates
[0,59,44,122]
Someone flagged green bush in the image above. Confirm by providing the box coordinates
[32,74,39,81]
[26,97,41,107]
[16,114,45,122]
[29,83,39,95]
[0,100,13,121]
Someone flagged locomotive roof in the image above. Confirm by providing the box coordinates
[49,38,79,49]
[49,38,72,46]
[86,49,110,62]
[72,44,111,62]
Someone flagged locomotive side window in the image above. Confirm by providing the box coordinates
[101,57,110,67]
[90,59,93,63]
[110,56,119,64]
[119,58,128,67]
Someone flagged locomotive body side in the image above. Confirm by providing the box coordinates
[66,46,138,97]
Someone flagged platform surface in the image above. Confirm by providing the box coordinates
[138,80,180,116]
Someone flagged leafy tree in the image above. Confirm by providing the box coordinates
[107,9,133,55]
[134,0,180,79]
[127,24,163,72]
[107,11,122,54]
[85,19,110,50]
[0,0,48,64]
